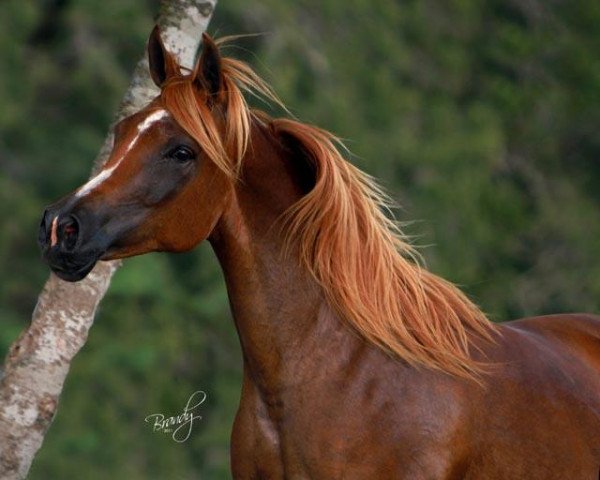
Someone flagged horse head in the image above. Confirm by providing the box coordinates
[39,28,234,281]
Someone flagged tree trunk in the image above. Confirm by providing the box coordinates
[0,2,217,478]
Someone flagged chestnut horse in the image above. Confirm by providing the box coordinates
[39,28,600,479]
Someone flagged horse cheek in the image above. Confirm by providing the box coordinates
[155,166,232,251]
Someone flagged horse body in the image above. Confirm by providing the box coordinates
[225,296,600,479]
[212,121,600,478]
[38,28,600,478]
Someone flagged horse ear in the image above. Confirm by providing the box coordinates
[195,33,223,98]
[147,25,179,87]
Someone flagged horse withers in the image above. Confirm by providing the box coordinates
[39,27,600,479]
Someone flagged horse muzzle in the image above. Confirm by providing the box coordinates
[38,203,111,282]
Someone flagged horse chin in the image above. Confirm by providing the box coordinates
[48,257,99,283]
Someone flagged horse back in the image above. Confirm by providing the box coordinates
[465,313,600,478]
[506,313,600,380]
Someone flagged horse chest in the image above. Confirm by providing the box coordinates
[230,373,467,479]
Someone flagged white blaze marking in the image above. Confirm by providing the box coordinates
[75,109,169,199]
[136,109,170,136]
[50,215,59,247]
[74,166,118,199]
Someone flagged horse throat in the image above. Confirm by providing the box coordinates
[213,210,339,386]
[208,144,361,396]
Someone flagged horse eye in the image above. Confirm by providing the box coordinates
[167,146,195,163]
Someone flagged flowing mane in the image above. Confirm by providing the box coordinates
[158,40,496,378]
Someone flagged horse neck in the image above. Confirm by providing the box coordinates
[208,120,359,394]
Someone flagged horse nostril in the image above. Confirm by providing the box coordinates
[59,215,80,252]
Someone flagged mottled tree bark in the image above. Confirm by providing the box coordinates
[0,2,217,478]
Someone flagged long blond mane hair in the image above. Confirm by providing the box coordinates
[158,38,496,378]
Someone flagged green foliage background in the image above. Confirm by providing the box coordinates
[0,0,598,478]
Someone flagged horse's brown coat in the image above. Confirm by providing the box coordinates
[212,119,600,479]
[40,29,600,478]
